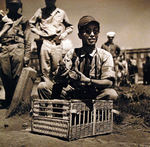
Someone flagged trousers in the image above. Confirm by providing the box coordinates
[0,43,24,105]
[37,81,118,101]
[40,40,63,79]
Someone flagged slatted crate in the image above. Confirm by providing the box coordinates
[31,99,113,141]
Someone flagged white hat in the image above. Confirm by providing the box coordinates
[106,31,115,37]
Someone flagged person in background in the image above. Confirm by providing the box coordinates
[143,56,150,85]
[29,0,73,82]
[128,56,138,84]
[101,31,121,60]
[115,53,128,87]
[0,0,31,108]
[101,31,121,90]
[37,15,118,102]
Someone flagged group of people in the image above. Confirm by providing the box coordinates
[102,31,139,87]
[0,0,130,108]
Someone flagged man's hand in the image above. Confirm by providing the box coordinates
[54,60,69,83]
[53,35,61,45]
[59,32,68,40]
[74,69,90,83]
[74,60,90,83]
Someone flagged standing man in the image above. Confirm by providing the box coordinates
[101,31,121,89]
[101,31,121,59]
[128,56,138,84]
[29,0,73,81]
[38,15,118,101]
[0,0,31,108]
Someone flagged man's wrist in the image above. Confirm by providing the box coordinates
[87,78,93,86]
[90,79,93,83]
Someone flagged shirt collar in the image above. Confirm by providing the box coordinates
[44,7,60,16]
[51,8,60,16]
[80,48,97,58]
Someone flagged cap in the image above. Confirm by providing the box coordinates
[106,31,115,37]
[78,15,100,30]
[6,0,22,4]
[6,0,22,9]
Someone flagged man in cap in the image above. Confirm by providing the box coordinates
[29,0,73,82]
[0,0,31,108]
[101,31,121,58]
[101,31,121,90]
[37,15,118,101]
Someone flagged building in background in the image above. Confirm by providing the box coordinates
[124,48,150,80]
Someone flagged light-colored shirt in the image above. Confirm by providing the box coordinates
[63,47,116,81]
[0,15,31,58]
[29,7,73,39]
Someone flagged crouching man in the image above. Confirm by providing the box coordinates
[37,15,118,101]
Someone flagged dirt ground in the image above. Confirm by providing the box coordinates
[0,82,150,147]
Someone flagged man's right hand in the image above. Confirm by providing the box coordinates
[54,60,69,83]
[53,35,61,45]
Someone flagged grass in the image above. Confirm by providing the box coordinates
[114,84,150,126]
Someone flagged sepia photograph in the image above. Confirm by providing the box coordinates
[0,0,150,146]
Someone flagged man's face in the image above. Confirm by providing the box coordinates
[7,3,20,13]
[79,22,99,46]
[45,0,56,8]
[108,36,114,41]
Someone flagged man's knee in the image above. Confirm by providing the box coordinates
[37,82,46,91]
[37,81,53,99]
[97,88,118,100]
[38,81,53,90]
[106,89,118,100]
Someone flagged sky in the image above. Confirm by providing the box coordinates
[0,0,150,50]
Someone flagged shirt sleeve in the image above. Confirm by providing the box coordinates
[2,15,13,25]
[0,15,13,37]
[100,51,116,82]
[62,11,73,36]
[22,17,31,58]
[29,9,41,35]
[63,49,74,70]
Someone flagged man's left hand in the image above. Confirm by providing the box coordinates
[74,60,90,83]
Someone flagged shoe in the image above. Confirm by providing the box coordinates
[112,109,124,124]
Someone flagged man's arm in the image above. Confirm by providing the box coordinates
[0,10,13,37]
[23,18,31,66]
[74,64,113,89]
[29,9,46,37]
[74,50,115,88]
[59,11,73,40]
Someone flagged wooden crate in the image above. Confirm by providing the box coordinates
[31,99,113,141]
